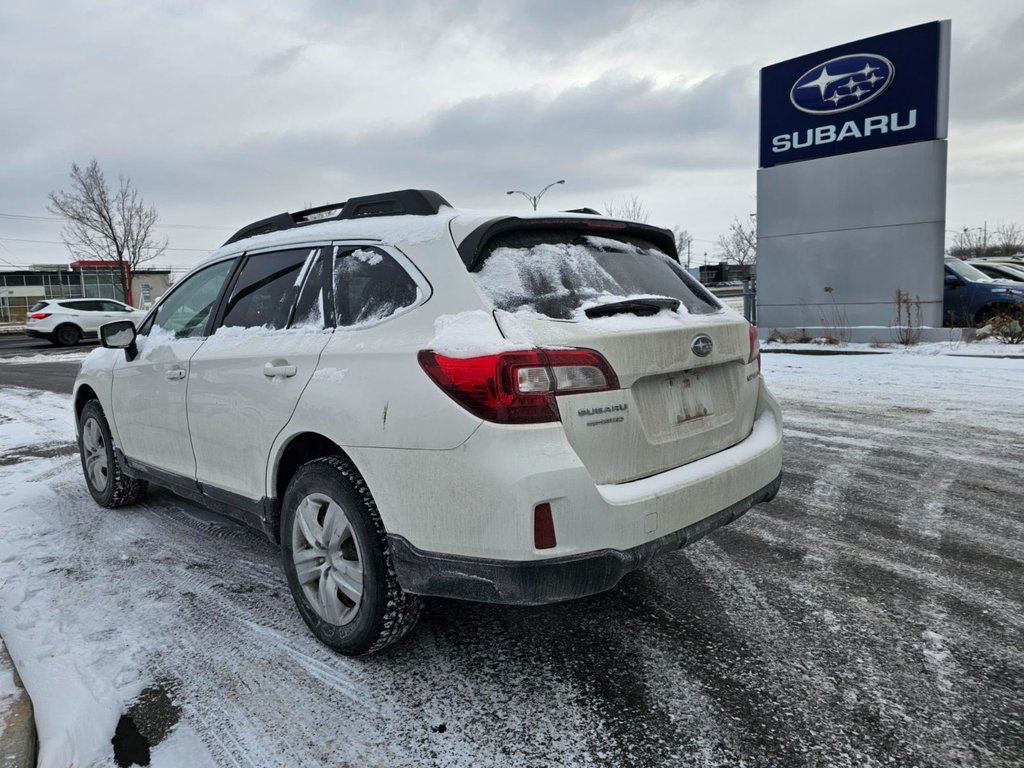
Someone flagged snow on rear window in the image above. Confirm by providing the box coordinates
[472,231,720,320]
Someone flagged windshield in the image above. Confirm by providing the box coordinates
[471,231,721,320]
[946,259,992,282]
[990,264,1024,281]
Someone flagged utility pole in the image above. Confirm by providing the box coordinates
[506,180,565,210]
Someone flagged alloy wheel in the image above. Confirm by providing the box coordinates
[81,417,109,492]
[291,492,364,626]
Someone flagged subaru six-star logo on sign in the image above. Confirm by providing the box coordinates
[790,54,894,115]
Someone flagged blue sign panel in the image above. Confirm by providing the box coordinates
[760,22,945,167]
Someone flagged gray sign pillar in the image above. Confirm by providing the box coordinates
[755,21,951,339]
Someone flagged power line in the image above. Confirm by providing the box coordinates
[0,211,233,231]
[0,235,212,253]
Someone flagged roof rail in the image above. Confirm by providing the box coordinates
[223,189,452,246]
[563,207,601,215]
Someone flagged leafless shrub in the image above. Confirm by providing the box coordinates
[819,286,849,344]
[987,303,1024,344]
[892,289,923,346]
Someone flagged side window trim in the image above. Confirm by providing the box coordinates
[329,241,432,330]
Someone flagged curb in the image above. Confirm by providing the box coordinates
[0,640,37,768]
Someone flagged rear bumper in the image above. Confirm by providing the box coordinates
[24,328,50,340]
[390,472,782,604]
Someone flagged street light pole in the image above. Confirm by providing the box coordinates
[506,179,565,210]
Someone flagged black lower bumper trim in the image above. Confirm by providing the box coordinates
[389,472,783,605]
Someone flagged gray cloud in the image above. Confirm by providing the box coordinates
[951,11,1024,120]
[1,0,1022,267]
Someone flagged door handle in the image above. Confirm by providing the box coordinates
[264,360,297,378]
[165,367,186,380]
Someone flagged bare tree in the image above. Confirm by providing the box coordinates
[47,159,167,304]
[604,194,650,223]
[715,215,757,266]
[993,223,1024,257]
[948,226,992,259]
[672,226,694,265]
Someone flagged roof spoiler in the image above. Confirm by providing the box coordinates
[223,189,452,246]
[456,217,679,271]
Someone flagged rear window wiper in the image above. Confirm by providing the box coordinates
[583,297,680,318]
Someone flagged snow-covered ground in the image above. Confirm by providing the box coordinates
[0,352,1021,767]
[762,338,1024,357]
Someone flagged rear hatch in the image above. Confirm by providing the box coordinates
[465,222,760,484]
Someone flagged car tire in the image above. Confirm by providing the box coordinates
[54,324,81,346]
[78,400,149,508]
[281,455,423,655]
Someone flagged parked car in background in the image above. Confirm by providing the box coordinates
[24,298,147,346]
[967,260,1024,283]
[944,258,1024,326]
[73,189,783,655]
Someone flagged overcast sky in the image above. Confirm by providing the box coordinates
[1,0,1021,272]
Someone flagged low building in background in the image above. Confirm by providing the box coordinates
[0,261,172,323]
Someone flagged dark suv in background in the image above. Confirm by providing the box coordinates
[943,258,1024,326]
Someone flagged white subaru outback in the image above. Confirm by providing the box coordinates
[74,190,783,655]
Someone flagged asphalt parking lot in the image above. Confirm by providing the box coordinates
[0,334,94,394]
[0,353,1021,767]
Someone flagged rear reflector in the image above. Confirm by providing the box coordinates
[748,324,761,372]
[30,312,51,320]
[534,503,556,549]
[418,348,619,424]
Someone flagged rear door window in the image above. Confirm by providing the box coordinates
[221,248,315,330]
[472,231,721,320]
[99,300,132,312]
[60,300,99,311]
[331,246,420,328]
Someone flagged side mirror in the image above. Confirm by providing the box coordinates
[100,320,138,361]
[944,274,962,286]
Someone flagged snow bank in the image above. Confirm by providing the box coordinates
[0,351,88,365]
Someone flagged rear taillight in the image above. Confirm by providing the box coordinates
[417,348,619,424]
[748,324,761,372]
[30,312,51,320]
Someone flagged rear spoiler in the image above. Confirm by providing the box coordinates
[456,217,679,271]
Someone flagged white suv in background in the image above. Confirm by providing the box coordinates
[73,189,783,655]
[25,298,146,346]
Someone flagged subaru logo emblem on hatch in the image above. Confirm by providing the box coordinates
[790,53,894,115]
[691,335,713,357]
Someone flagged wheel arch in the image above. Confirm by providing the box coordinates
[974,301,1013,325]
[268,431,359,542]
[74,383,99,424]
[53,321,82,344]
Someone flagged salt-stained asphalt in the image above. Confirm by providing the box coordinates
[0,352,1021,767]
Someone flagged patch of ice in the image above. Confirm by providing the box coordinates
[922,629,955,695]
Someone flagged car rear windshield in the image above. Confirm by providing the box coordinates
[471,230,721,320]
[29,301,49,312]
